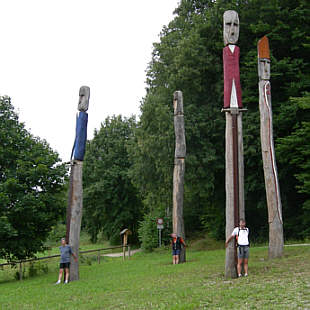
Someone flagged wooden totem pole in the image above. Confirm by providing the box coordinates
[66,86,90,281]
[172,91,186,263]
[258,36,284,259]
[222,10,246,278]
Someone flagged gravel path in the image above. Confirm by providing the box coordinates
[103,248,141,258]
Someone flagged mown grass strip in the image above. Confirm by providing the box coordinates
[0,246,310,309]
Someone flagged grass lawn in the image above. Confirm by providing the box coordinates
[1,245,310,309]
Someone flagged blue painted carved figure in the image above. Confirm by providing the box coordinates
[71,86,90,161]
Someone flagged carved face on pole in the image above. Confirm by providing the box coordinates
[258,36,271,80]
[78,86,90,112]
[258,59,270,80]
[223,10,239,46]
[173,91,183,115]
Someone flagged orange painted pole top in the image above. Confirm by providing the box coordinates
[258,36,270,59]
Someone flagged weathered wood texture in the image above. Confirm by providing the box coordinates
[65,169,74,243]
[258,79,283,258]
[172,91,186,263]
[225,111,245,278]
[173,91,186,158]
[173,158,186,262]
[258,36,283,259]
[223,10,246,278]
[237,113,245,220]
[225,113,237,278]
[68,161,83,281]
[78,86,90,112]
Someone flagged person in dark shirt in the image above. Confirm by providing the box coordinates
[171,233,186,264]
[55,238,77,284]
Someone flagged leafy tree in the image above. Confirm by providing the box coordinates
[132,0,310,243]
[83,115,143,244]
[277,93,310,237]
[0,96,67,261]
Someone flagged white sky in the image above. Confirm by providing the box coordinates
[0,0,179,162]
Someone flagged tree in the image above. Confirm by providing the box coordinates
[0,96,67,261]
[276,93,310,237]
[83,115,143,244]
[132,0,310,243]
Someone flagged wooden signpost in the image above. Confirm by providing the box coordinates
[258,36,284,259]
[120,228,132,260]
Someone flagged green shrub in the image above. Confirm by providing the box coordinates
[27,261,50,278]
[45,223,66,246]
[109,232,122,246]
[14,267,25,281]
[138,212,172,252]
[28,262,38,277]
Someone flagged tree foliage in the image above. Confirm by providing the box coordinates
[83,116,143,244]
[0,96,67,261]
[277,93,310,237]
[131,0,310,243]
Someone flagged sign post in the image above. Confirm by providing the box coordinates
[157,218,164,247]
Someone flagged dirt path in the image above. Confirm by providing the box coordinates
[103,244,310,257]
[103,249,141,258]
[255,243,310,249]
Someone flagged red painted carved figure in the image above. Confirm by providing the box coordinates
[223,45,242,108]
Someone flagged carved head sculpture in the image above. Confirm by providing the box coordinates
[223,10,239,46]
[173,90,183,115]
[78,86,90,112]
[258,36,270,80]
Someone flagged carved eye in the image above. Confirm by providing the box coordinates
[234,23,238,27]
[226,22,231,26]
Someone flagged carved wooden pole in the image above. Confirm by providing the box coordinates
[222,10,246,278]
[66,86,90,281]
[172,91,186,263]
[68,160,83,281]
[258,36,284,259]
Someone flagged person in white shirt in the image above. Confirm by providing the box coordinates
[225,219,249,277]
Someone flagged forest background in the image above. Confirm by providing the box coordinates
[1,0,309,260]
[83,0,310,248]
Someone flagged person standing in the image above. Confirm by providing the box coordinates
[225,219,249,277]
[56,238,77,284]
[171,233,186,264]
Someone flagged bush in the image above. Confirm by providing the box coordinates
[28,261,49,277]
[46,223,66,246]
[138,212,172,252]
[14,266,25,281]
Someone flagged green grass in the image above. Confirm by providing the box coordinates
[1,245,310,309]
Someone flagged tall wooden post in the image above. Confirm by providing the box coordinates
[68,160,83,280]
[66,86,90,281]
[258,36,283,259]
[172,91,186,263]
[222,11,246,278]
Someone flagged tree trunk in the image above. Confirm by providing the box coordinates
[68,160,83,281]
[259,80,284,258]
[172,91,186,263]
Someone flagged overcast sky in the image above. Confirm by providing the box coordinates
[0,0,179,162]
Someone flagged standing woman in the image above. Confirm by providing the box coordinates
[56,238,77,284]
[171,233,186,264]
[225,219,250,277]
